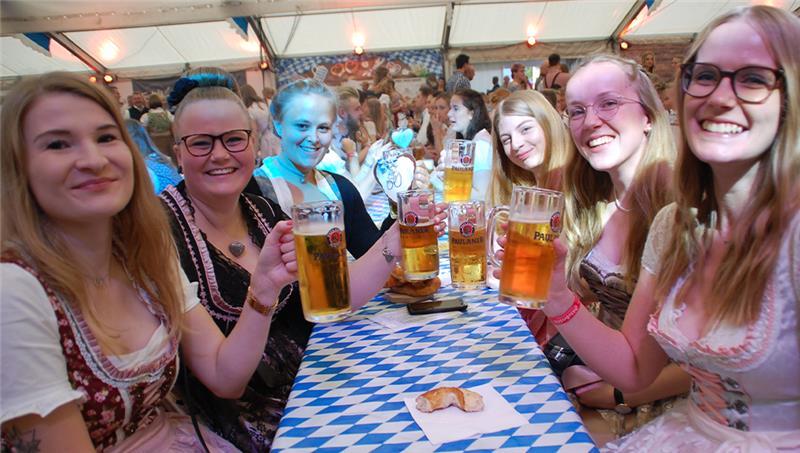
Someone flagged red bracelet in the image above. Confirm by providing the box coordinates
[550,296,581,325]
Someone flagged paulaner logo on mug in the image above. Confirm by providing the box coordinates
[459,221,476,238]
[326,227,343,248]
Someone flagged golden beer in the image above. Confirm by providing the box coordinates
[499,220,557,308]
[399,222,439,280]
[294,229,351,322]
[449,226,486,287]
[443,167,473,202]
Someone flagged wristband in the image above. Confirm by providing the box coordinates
[550,296,581,325]
[246,287,277,317]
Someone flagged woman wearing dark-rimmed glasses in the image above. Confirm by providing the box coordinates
[538,6,800,451]
[159,69,428,452]
[547,53,690,442]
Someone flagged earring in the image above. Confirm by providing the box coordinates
[177,165,183,174]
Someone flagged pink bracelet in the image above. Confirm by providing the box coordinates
[550,296,581,325]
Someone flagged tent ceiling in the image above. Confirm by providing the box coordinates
[626,0,800,37]
[2,1,799,77]
[450,1,634,46]
[1,36,90,77]
[65,21,262,76]
[262,6,446,57]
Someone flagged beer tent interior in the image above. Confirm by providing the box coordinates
[3,0,800,94]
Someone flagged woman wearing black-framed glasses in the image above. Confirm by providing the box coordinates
[539,6,800,451]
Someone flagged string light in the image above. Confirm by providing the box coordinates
[103,74,114,83]
[619,40,630,50]
[88,74,97,83]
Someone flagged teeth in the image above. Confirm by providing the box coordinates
[588,136,613,148]
[207,168,236,175]
[702,121,743,134]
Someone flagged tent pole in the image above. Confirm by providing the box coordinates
[611,0,646,51]
[47,32,107,74]
[441,2,453,79]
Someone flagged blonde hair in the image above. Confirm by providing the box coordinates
[657,5,800,325]
[487,90,570,208]
[563,54,675,297]
[270,79,336,124]
[1,72,185,341]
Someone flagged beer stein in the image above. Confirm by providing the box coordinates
[291,200,351,322]
[397,189,439,280]
[442,139,475,202]
[448,200,487,288]
[487,186,564,308]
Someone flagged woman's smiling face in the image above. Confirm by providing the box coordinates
[275,93,335,172]
[682,19,782,171]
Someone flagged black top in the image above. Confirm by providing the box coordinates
[161,183,311,452]
[245,173,393,259]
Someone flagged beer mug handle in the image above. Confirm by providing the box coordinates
[487,205,509,268]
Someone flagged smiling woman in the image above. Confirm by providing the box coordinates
[161,72,439,452]
[0,72,298,452]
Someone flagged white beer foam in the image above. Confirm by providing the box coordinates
[295,222,346,235]
[509,212,552,223]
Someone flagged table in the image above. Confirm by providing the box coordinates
[271,193,597,452]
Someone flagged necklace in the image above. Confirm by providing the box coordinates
[613,189,632,213]
[614,197,632,213]
[228,240,246,257]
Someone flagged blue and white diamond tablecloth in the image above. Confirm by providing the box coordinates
[272,194,597,452]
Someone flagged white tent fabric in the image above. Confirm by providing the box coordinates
[1,0,799,78]
[65,21,263,78]
[262,6,446,57]
[1,36,90,77]
[450,1,632,46]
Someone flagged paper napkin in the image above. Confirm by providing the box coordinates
[404,383,528,445]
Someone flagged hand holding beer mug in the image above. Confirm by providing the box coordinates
[292,201,351,323]
[488,186,564,308]
[442,139,475,202]
[448,201,487,288]
[398,189,440,280]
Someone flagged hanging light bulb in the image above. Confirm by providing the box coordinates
[103,74,114,83]
[526,25,537,48]
[620,40,630,50]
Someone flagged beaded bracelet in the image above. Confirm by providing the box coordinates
[550,296,581,325]
[246,287,277,317]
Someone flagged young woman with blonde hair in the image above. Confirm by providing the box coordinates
[542,6,800,450]
[1,72,296,451]
[548,53,690,439]
[486,89,571,349]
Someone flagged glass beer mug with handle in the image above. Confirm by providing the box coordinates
[442,139,475,202]
[448,200,487,288]
[487,186,564,308]
[397,189,440,280]
[291,200,352,323]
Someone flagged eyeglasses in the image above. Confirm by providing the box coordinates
[178,129,252,157]
[681,63,783,104]
[566,96,643,125]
